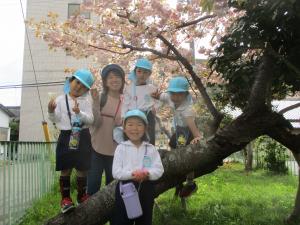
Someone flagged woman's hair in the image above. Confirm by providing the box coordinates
[123,117,149,142]
[102,69,125,95]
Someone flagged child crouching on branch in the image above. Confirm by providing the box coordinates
[152,76,202,198]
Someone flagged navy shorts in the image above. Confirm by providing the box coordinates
[56,128,92,171]
[169,126,193,149]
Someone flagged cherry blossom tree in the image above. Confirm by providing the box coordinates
[28,0,300,224]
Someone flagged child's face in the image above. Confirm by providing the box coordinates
[124,117,146,143]
[69,78,88,97]
[135,67,151,85]
[106,72,123,92]
[170,92,187,106]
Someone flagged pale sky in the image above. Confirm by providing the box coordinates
[0,0,27,106]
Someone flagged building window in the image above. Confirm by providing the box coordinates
[68,3,90,19]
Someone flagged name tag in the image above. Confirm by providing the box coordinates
[143,155,152,168]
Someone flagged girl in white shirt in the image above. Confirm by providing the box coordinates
[48,69,94,213]
[112,109,164,225]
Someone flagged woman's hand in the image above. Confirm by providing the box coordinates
[90,88,99,101]
[48,99,56,113]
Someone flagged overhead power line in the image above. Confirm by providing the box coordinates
[0,81,65,89]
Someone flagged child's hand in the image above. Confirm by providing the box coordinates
[132,169,149,182]
[90,88,99,101]
[72,99,80,114]
[48,99,56,113]
[190,136,201,144]
[151,90,161,100]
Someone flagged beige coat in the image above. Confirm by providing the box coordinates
[90,94,122,156]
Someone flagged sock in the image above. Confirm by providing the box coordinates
[76,176,87,201]
[59,176,71,199]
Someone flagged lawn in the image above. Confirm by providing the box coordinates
[20,163,298,225]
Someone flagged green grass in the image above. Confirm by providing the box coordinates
[153,163,297,225]
[20,163,298,225]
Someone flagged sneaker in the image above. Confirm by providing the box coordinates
[61,197,75,213]
[179,181,198,198]
[77,193,89,205]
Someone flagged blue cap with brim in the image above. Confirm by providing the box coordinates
[128,58,152,82]
[124,109,148,124]
[63,69,95,94]
[167,76,189,93]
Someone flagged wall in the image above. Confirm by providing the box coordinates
[20,0,93,141]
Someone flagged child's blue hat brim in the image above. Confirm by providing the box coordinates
[167,87,188,93]
[124,109,148,124]
[63,78,71,94]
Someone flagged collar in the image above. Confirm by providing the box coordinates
[122,140,151,147]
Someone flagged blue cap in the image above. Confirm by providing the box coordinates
[101,64,125,79]
[63,69,95,94]
[135,58,152,71]
[124,109,148,124]
[167,76,189,93]
[128,58,152,81]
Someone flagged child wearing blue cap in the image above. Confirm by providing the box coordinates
[48,69,95,213]
[152,76,201,198]
[112,109,164,225]
[121,58,159,145]
[87,64,125,196]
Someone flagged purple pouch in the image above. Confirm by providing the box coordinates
[119,182,143,219]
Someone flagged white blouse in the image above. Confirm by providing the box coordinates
[121,83,159,117]
[112,141,164,181]
[48,94,94,130]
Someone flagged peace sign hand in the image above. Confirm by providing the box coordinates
[72,99,80,114]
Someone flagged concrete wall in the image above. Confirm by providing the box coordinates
[20,0,93,141]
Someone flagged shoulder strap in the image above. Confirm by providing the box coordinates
[99,92,107,111]
[65,94,72,126]
[113,99,122,120]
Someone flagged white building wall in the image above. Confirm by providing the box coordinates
[20,0,93,141]
[0,110,10,128]
[0,109,11,141]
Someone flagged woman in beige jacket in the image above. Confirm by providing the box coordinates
[87,64,125,195]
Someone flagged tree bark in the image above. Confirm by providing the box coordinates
[244,142,253,172]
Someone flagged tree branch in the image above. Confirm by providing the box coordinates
[278,102,300,114]
[122,43,178,60]
[175,15,216,29]
[247,50,275,109]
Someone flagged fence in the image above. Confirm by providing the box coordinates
[0,141,57,225]
[225,148,299,176]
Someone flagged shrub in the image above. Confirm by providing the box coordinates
[254,136,288,174]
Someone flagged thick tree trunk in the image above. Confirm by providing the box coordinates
[244,142,253,172]
[45,108,300,225]
[284,153,300,224]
